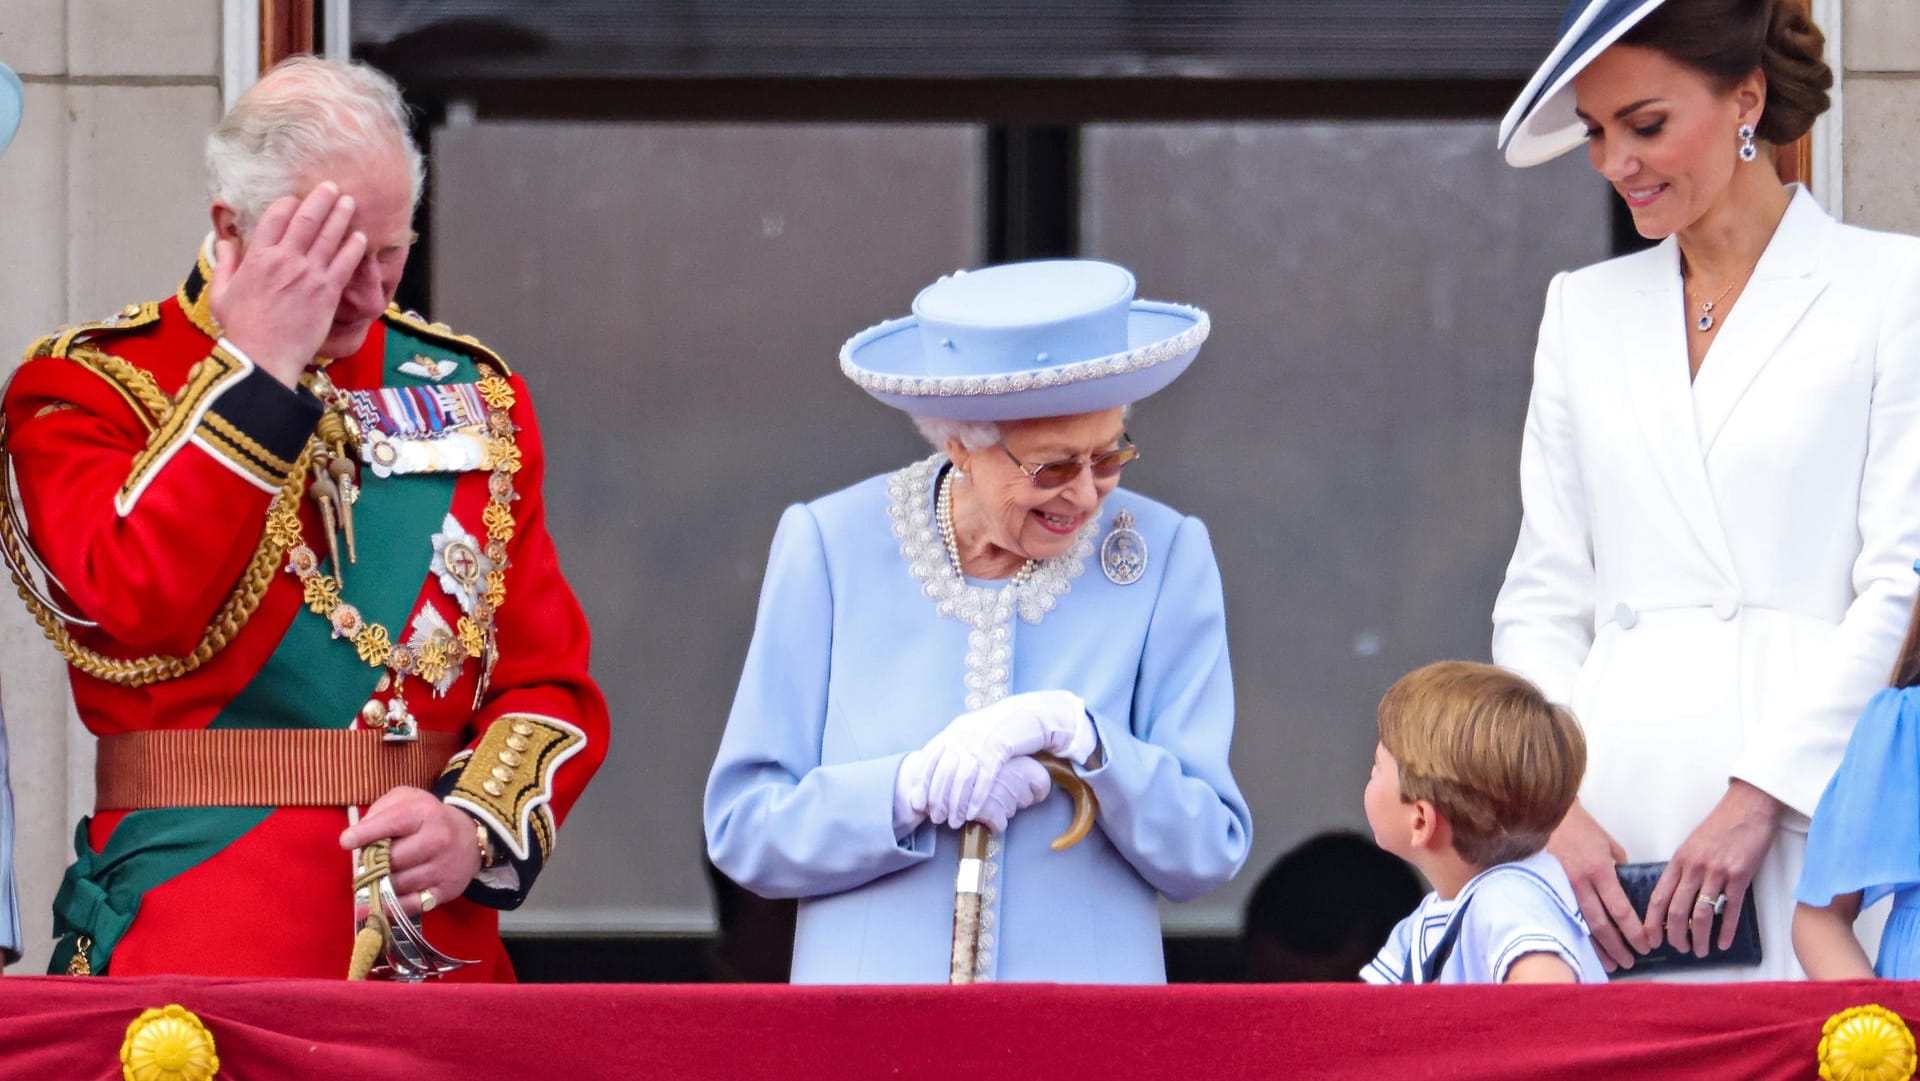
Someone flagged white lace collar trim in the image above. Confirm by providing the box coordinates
[887,454,1095,633]
[885,453,1096,978]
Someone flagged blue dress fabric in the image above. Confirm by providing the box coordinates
[704,457,1251,984]
[0,699,18,963]
[1360,850,1609,985]
[1797,686,1920,977]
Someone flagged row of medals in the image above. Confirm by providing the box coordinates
[274,367,522,742]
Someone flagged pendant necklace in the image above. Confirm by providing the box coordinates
[1688,263,1757,333]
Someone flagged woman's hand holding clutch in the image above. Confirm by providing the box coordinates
[1646,779,1783,957]
[1548,801,1653,971]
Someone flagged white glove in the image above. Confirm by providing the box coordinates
[911,690,1095,828]
[893,748,934,837]
[895,752,1054,834]
[974,756,1054,832]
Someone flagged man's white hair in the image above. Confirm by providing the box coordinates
[912,416,1000,453]
[207,56,423,233]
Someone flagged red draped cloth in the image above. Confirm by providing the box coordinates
[0,976,1911,1079]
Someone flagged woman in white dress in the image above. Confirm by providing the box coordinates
[1491,0,1920,980]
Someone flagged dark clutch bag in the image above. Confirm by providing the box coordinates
[1611,861,1762,972]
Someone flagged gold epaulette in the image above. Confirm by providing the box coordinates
[18,305,170,432]
[25,302,163,363]
[382,306,513,376]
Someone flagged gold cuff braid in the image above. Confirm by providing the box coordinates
[447,714,585,864]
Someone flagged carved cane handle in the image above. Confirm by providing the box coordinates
[1036,754,1099,851]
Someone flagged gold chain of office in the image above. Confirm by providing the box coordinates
[278,369,522,689]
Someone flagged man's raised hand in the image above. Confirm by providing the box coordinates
[208,181,368,387]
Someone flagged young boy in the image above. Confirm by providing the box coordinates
[1360,661,1606,984]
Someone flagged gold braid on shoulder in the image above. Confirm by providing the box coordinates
[0,343,312,687]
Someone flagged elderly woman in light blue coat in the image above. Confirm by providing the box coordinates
[704,260,1251,983]
[1,60,26,968]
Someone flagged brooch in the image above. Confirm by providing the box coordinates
[1100,508,1147,586]
[406,606,463,698]
[431,513,493,615]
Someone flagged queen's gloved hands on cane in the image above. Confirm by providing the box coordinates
[895,752,1054,834]
[896,690,1095,829]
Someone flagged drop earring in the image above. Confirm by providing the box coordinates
[1737,123,1757,163]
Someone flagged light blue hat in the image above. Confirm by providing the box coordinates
[839,260,1209,421]
[0,62,21,153]
[1499,0,1671,167]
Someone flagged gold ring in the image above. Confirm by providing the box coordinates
[419,888,437,913]
[1695,891,1726,915]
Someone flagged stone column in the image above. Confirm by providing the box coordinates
[0,0,224,974]
[1842,1,1920,232]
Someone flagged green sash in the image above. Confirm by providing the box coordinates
[50,325,477,973]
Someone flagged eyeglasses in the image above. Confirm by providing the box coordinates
[997,433,1139,488]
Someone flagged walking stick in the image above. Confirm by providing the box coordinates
[949,754,1099,984]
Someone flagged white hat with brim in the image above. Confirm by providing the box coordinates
[1499,0,1671,167]
[840,260,1209,422]
[0,62,22,154]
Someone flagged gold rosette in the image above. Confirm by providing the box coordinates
[477,375,516,411]
[120,1004,220,1081]
[1820,1005,1917,1081]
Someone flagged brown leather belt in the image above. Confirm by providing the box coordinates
[94,729,466,810]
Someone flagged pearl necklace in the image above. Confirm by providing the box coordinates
[937,465,1036,588]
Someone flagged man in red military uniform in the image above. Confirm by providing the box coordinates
[0,56,608,979]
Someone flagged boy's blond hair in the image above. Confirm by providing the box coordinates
[1377,661,1585,868]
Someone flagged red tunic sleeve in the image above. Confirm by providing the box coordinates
[4,314,320,656]
[430,370,610,908]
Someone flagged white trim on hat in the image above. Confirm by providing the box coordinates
[1498,0,1611,152]
[1498,0,1671,168]
[839,304,1209,404]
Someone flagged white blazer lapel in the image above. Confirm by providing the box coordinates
[1620,238,1739,573]
[1693,188,1833,454]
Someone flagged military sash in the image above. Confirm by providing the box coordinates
[50,324,477,974]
